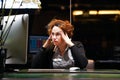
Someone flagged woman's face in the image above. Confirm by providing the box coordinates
[51,26,64,46]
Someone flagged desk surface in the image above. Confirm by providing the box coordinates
[1,69,120,80]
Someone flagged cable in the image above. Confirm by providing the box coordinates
[70,0,72,24]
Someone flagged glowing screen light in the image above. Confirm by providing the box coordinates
[0,0,41,9]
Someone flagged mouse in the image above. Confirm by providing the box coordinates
[69,67,80,71]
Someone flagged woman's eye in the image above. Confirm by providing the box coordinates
[51,32,61,36]
[56,33,60,36]
[51,33,54,35]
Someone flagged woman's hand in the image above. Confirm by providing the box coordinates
[43,34,52,48]
[60,31,74,47]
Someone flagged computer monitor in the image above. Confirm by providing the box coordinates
[0,14,29,66]
[29,36,48,53]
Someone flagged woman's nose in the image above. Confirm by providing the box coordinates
[52,35,56,39]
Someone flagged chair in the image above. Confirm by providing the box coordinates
[86,59,95,70]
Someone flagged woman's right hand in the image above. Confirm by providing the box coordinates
[42,34,52,48]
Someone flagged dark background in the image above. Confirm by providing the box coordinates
[3,0,120,69]
[29,0,120,60]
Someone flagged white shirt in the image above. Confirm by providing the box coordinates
[52,46,75,69]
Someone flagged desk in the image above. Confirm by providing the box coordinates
[1,69,120,80]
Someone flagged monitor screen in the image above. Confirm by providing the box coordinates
[1,14,29,65]
[29,36,48,53]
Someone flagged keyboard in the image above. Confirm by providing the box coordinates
[28,69,66,72]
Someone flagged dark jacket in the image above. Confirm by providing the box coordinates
[31,41,88,69]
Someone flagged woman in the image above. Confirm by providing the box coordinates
[31,19,88,69]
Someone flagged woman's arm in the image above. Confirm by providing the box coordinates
[70,41,88,69]
[31,47,53,69]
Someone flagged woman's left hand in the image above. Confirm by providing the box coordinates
[60,31,74,47]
